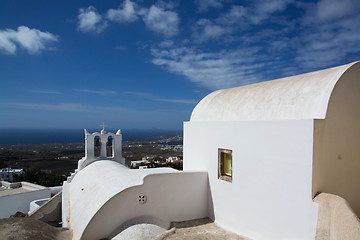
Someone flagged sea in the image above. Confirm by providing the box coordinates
[0,128,182,145]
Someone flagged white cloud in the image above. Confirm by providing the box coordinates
[193,1,293,42]
[255,0,292,15]
[216,1,292,26]
[193,19,229,41]
[247,0,292,24]
[316,0,360,22]
[158,40,174,48]
[106,0,139,24]
[78,3,180,37]
[216,5,247,25]
[0,26,58,55]
[296,15,360,68]
[26,89,63,95]
[151,46,266,89]
[157,98,197,104]
[149,0,359,90]
[74,89,118,96]
[115,45,127,51]
[154,0,178,10]
[78,6,107,33]
[194,0,224,12]
[142,5,180,37]
[295,1,360,69]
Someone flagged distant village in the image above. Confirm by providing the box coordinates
[0,134,183,185]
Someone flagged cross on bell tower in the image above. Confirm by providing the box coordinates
[101,123,107,134]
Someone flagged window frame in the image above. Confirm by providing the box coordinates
[218,148,232,182]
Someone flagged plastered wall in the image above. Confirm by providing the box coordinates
[184,120,318,240]
[62,161,209,240]
[313,63,360,216]
[82,172,209,240]
[0,185,50,218]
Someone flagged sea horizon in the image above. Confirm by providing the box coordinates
[0,128,182,145]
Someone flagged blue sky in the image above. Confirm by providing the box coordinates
[0,0,359,130]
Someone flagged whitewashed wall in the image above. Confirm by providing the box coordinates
[183,119,318,240]
[63,161,209,240]
[0,183,50,218]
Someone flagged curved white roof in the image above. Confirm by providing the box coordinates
[190,61,359,121]
[67,160,177,239]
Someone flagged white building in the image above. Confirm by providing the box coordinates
[62,61,360,240]
[0,181,50,218]
[62,128,207,240]
[166,156,180,163]
[0,168,24,182]
[130,159,149,168]
[184,61,360,240]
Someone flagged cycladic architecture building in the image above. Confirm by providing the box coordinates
[62,61,360,240]
[62,128,208,240]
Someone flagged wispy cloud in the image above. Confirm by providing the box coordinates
[106,0,139,24]
[115,45,127,51]
[250,0,293,24]
[74,89,118,96]
[157,98,197,104]
[151,46,267,89]
[148,0,359,89]
[125,91,197,104]
[191,1,294,42]
[141,5,180,37]
[192,19,230,41]
[77,6,108,33]
[315,0,360,22]
[73,0,359,90]
[216,5,247,26]
[294,0,360,69]
[194,0,224,12]
[26,89,63,95]
[0,26,58,55]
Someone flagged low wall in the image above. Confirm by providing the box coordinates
[63,161,209,240]
[314,193,360,240]
[0,182,50,218]
[29,191,62,225]
[82,171,209,240]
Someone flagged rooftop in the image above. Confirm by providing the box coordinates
[190,61,359,122]
[0,181,48,197]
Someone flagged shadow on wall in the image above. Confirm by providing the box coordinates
[81,172,211,240]
[107,174,216,239]
[207,175,215,221]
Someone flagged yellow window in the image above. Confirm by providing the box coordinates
[218,149,232,182]
[223,152,232,176]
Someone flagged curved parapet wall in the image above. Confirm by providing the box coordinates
[62,161,209,240]
[82,171,209,240]
[190,61,358,122]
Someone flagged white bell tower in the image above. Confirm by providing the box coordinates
[78,126,126,171]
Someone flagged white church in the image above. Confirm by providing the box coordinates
[61,61,360,240]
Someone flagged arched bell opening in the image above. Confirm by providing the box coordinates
[94,136,101,157]
[106,136,114,157]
